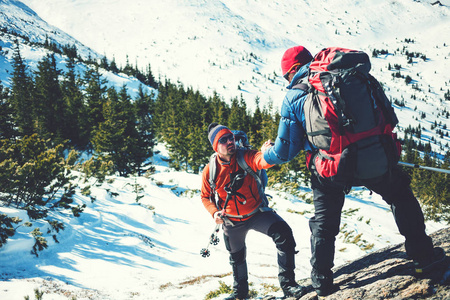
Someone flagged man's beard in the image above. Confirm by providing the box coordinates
[227,145,236,155]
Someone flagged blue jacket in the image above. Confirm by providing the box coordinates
[264,63,314,165]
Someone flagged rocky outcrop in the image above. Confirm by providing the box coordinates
[297,227,450,299]
[431,1,444,6]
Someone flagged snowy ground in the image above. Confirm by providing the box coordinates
[0,143,446,300]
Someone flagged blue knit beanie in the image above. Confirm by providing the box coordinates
[208,123,232,152]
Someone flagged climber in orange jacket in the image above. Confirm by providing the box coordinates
[200,122,305,300]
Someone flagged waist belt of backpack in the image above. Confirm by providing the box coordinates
[223,204,273,220]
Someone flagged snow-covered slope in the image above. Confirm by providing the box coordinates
[0,0,155,98]
[0,144,446,300]
[19,0,450,110]
[0,0,96,59]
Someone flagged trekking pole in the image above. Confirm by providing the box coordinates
[200,172,245,257]
[200,181,238,258]
[200,223,221,258]
[200,204,231,258]
[398,161,450,175]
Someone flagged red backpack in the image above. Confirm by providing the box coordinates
[301,47,401,180]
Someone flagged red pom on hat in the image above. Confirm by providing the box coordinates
[281,46,313,76]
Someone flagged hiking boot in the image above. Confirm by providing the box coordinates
[282,284,306,298]
[414,247,447,274]
[311,268,338,297]
[315,284,339,298]
[223,291,248,300]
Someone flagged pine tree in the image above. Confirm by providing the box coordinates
[134,85,156,175]
[91,87,127,174]
[133,62,146,84]
[99,55,109,71]
[409,148,450,222]
[249,96,263,147]
[259,100,279,142]
[61,57,88,148]
[92,86,142,176]
[62,44,78,60]
[190,123,211,173]
[109,56,119,74]
[122,55,134,77]
[33,53,65,142]
[10,42,35,136]
[164,87,186,170]
[116,85,141,175]
[145,63,157,88]
[227,95,249,132]
[207,92,229,125]
[152,79,170,139]
[184,89,211,172]
[0,80,16,139]
[84,65,107,143]
[238,95,250,131]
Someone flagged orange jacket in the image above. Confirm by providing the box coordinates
[201,150,273,221]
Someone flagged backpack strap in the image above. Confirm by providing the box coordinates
[236,149,269,208]
[367,73,399,127]
[291,78,311,92]
[208,153,220,210]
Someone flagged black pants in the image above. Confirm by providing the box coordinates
[309,165,434,289]
[223,211,297,292]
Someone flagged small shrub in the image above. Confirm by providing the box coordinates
[205,281,232,300]
[31,228,48,257]
[0,214,21,248]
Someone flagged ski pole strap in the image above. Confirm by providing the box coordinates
[398,161,450,174]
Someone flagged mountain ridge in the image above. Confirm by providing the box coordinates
[0,0,97,60]
[18,0,450,108]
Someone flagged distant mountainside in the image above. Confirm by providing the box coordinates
[19,0,450,109]
[0,0,154,99]
[0,0,97,59]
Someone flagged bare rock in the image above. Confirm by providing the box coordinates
[297,227,450,299]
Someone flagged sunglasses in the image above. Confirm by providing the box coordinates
[218,134,235,144]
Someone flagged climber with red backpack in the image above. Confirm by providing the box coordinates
[263,45,447,297]
[201,123,306,299]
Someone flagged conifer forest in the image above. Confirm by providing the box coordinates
[0,40,449,253]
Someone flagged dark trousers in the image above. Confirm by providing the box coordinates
[223,211,297,293]
[309,165,434,289]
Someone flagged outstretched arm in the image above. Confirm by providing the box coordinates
[263,90,310,165]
